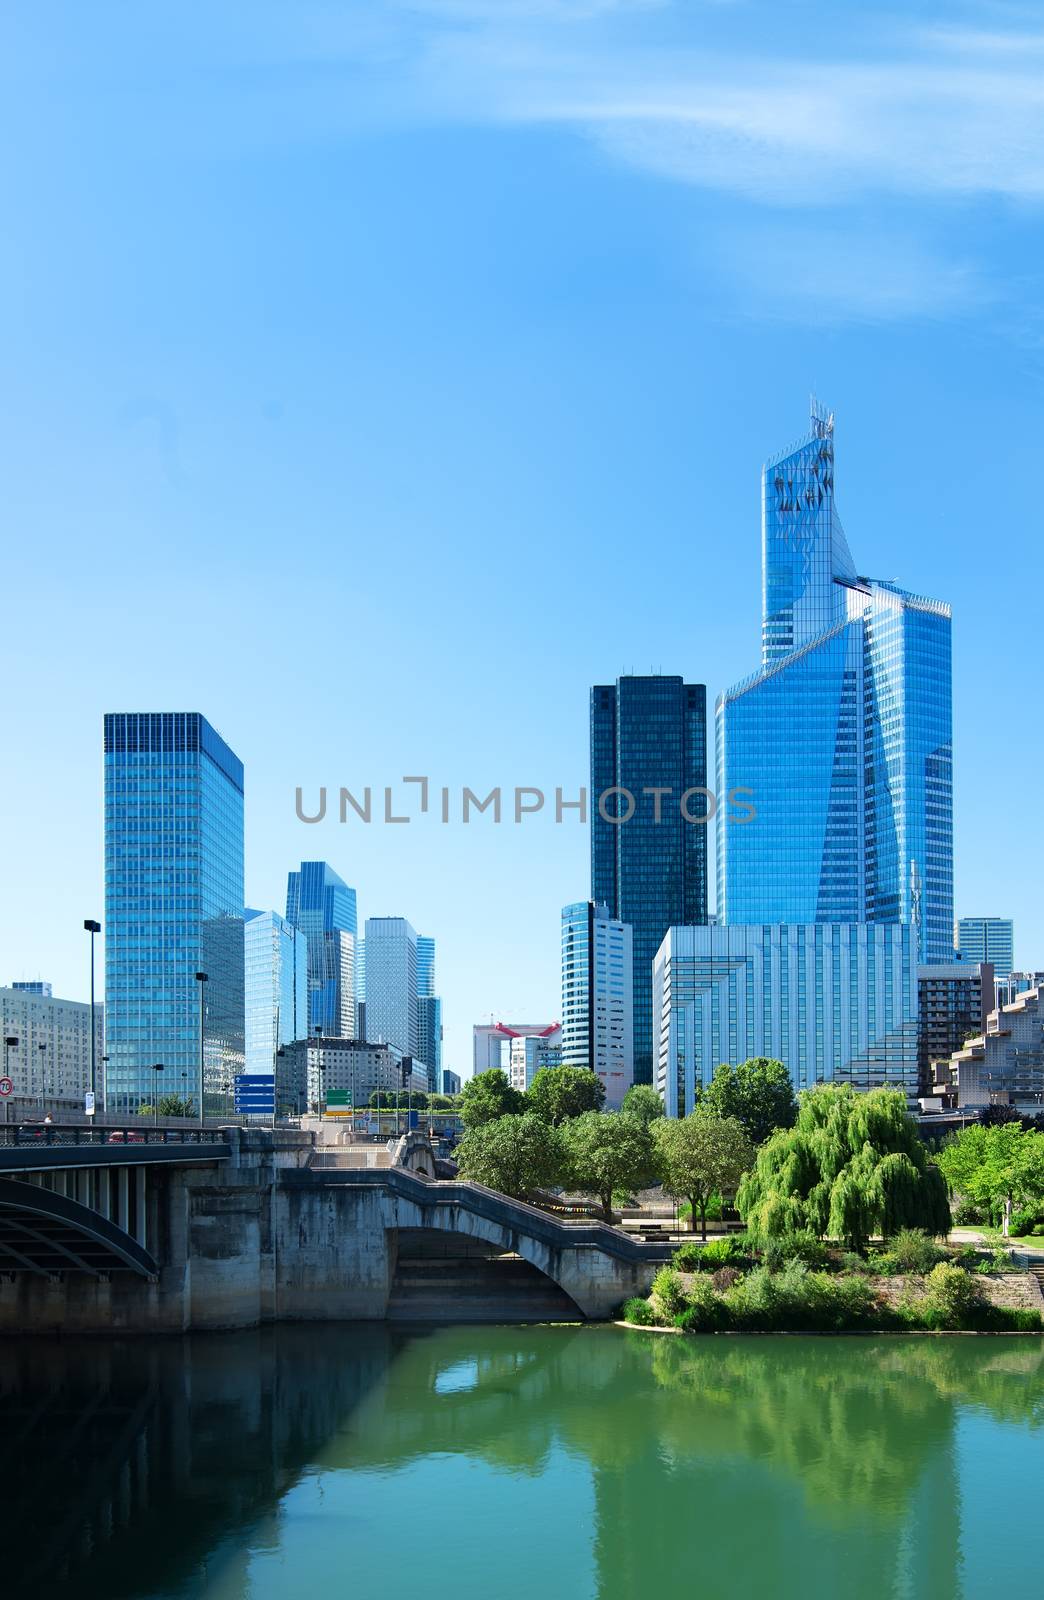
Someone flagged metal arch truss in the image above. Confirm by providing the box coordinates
[0,1178,158,1277]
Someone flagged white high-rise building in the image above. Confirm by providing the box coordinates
[561,901,634,1108]
[364,917,418,1059]
[506,1028,563,1093]
[1,983,104,1105]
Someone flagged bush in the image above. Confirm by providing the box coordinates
[762,1228,828,1271]
[722,1261,878,1332]
[951,1197,984,1226]
[673,1276,728,1332]
[620,1296,656,1326]
[922,1263,982,1327]
[651,1266,688,1319]
[885,1228,948,1274]
[977,1247,1013,1276]
[674,1235,751,1272]
[711,1266,742,1293]
[1009,1208,1043,1236]
[840,1250,873,1275]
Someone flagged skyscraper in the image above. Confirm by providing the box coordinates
[717,404,953,960]
[561,901,634,1107]
[285,861,357,1037]
[955,917,1014,979]
[590,676,708,1084]
[244,909,309,1075]
[363,917,418,1059]
[104,711,244,1113]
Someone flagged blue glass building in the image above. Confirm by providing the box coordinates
[415,934,442,1092]
[591,677,708,1085]
[244,909,308,1075]
[103,712,245,1114]
[717,406,953,961]
[285,861,357,1036]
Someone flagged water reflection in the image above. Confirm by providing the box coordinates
[5,1327,1044,1599]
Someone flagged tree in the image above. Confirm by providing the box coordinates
[978,1103,1024,1127]
[702,1058,798,1146]
[459,1069,525,1129]
[455,1113,565,1199]
[938,1123,1044,1238]
[737,1084,950,1252]
[158,1093,193,1117]
[621,1084,665,1128]
[653,1111,754,1238]
[527,1064,605,1125]
[562,1112,657,1220]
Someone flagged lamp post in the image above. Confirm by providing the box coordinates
[38,1042,47,1112]
[2,1036,17,1126]
[152,1063,164,1126]
[195,972,208,1129]
[101,1055,110,1114]
[84,919,101,1114]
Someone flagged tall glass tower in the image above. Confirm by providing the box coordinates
[591,677,708,1084]
[244,909,308,1075]
[103,712,245,1113]
[716,405,953,960]
[285,861,357,1037]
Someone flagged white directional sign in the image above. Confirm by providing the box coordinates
[84,1090,96,1115]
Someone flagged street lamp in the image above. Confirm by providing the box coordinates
[101,1055,110,1115]
[194,972,208,1129]
[38,1042,47,1110]
[152,1063,164,1126]
[2,1036,17,1125]
[84,919,101,1113]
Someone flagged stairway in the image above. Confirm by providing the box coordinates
[1028,1264,1044,1303]
[387,1253,583,1324]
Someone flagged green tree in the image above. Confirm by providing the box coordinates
[455,1113,565,1199]
[702,1058,798,1145]
[738,1084,950,1252]
[157,1093,194,1117]
[561,1112,656,1220]
[459,1069,525,1129]
[653,1111,754,1238]
[620,1084,665,1128]
[527,1064,605,1125]
[937,1123,1044,1238]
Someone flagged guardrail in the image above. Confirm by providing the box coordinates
[0,1123,230,1149]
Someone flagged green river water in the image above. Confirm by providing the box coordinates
[6,1324,1043,1599]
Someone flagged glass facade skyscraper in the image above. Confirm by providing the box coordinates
[591,676,708,1085]
[244,909,308,1075]
[285,861,357,1037]
[561,901,634,1107]
[363,916,418,1059]
[955,917,1014,979]
[717,405,954,961]
[415,934,442,1091]
[103,712,244,1113]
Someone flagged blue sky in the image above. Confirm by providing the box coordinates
[3,0,1043,1076]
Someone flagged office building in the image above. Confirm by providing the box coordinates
[364,917,418,1059]
[653,923,919,1117]
[285,861,357,1037]
[591,676,708,1085]
[955,918,1014,980]
[0,984,103,1104]
[506,1027,563,1094]
[104,712,245,1113]
[278,1037,426,1115]
[716,405,954,961]
[917,962,995,1097]
[473,1021,561,1076]
[414,933,442,1092]
[442,1069,462,1096]
[561,901,634,1108]
[952,985,1044,1110]
[244,910,308,1076]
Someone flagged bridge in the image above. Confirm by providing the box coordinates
[0,1127,670,1332]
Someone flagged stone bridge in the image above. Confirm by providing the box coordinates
[0,1128,670,1333]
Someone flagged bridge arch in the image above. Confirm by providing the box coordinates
[0,1178,158,1277]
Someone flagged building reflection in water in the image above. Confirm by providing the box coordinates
[5,1325,1044,1599]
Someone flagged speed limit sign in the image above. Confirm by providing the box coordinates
[0,1077,13,1097]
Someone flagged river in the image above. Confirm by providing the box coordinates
[5,1325,1043,1598]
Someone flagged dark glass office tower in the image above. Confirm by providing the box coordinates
[591,677,708,1084]
[104,712,245,1114]
[285,861,357,1037]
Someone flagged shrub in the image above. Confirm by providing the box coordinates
[953,1245,981,1271]
[922,1263,982,1328]
[762,1228,828,1271]
[1009,1208,1043,1237]
[711,1266,742,1293]
[977,1247,1013,1276]
[884,1228,947,1275]
[651,1266,688,1319]
[1005,1308,1044,1332]
[674,1234,752,1273]
[840,1250,873,1275]
[951,1197,983,1226]
[723,1261,878,1332]
[620,1296,656,1326]
[673,1276,728,1332]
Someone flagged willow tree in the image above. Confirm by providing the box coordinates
[737,1084,950,1252]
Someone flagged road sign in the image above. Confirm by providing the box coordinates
[327,1088,353,1108]
[84,1090,96,1115]
[0,1077,12,1097]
